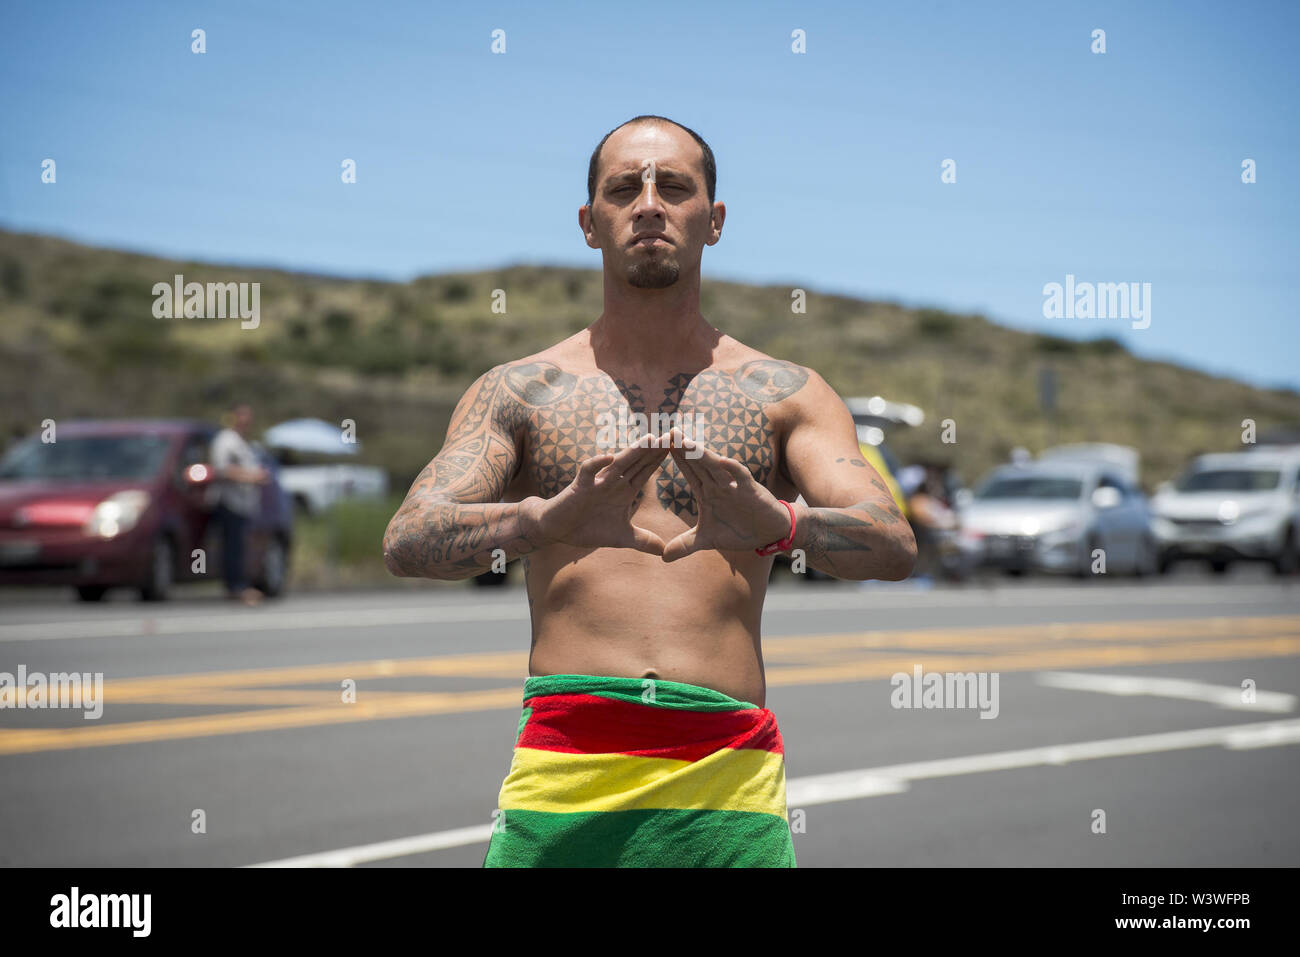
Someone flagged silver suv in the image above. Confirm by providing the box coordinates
[1150,449,1300,575]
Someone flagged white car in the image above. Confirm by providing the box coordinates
[1150,450,1300,575]
[958,460,1158,577]
[277,463,388,515]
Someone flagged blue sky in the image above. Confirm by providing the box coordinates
[2,0,1296,389]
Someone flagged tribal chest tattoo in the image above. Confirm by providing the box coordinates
[388,354,909,581]
[491,358,809,517]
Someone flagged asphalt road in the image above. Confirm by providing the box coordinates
[1,567,1298,867]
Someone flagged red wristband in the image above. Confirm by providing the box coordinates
[755,500,797,556]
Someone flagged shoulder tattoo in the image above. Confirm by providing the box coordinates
[504,361,578,407]
[734,359,809,404]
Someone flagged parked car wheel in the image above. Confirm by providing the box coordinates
[1073,536,1101,579]
[255,535,289,597]
[1272,526,1297,576]
[1133,534,1161,577]
[76,585,109,602]
[1209,557,1231,575]
[139,536,174,602]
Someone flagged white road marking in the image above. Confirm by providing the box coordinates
[0,602,531,642]
[3,583,1295,642]
[246,716,1300,867]
[251,824,493,868]
[1036,671,1297,712]
[1223,722,1300,749]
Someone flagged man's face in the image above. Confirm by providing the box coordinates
[582,122,723,289]
[233,406,253,434]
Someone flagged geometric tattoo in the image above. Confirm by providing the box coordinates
[383,357,812,576]
[512,359,809,517]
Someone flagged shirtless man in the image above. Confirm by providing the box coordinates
[384,114,915,705]
[383,114,914,866]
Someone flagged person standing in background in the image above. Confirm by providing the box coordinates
[210,403,270,606]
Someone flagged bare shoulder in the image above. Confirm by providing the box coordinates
[489,339,590,408]
[449,348,581,432]
[720,345,851,446]
[717,340,824,408]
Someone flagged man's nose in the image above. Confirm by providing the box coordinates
[633,182,666,220]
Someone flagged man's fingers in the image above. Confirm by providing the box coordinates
[629,524,666,556]
[661,526,700,563]
[597,437,645,475]
[718,458,752,486]
[604,434,667,475]
[664,430,712,487]
[578,455,615,485]
[623,450,667,490]
[597,437,658,481]
[692,444,744,486]
[671,442,718,491]
[629,433,673,472]
[596,435,670,490]
[666,429,728,484]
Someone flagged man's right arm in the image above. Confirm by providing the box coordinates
[383,364,545,580]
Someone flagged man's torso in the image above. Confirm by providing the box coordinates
[490,335,811,707]
[210,428,260,517]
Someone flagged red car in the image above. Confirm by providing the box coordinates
[0,419,293,601]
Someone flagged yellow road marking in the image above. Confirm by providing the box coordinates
[765,635,1300,686]
[1,615,1297,756]
[0,689,524,755]
[761,615,1300,657]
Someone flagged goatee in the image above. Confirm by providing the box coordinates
[627,257,680,289]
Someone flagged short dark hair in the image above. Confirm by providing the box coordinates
[586,115,716,208]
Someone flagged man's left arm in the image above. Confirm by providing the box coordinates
[780,371,917,581]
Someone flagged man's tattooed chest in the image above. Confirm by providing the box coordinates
[502,359,808,517]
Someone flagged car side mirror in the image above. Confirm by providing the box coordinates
[1091,486,1121,509]
[953,488,973,508]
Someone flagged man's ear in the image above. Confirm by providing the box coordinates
[580,204,600,249]
[706,201,726,247]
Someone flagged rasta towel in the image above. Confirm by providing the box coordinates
[482,673,796,867]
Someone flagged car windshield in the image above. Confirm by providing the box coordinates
[0,434,173,481]
[1176,468,1280,492]
[975,475,1083,500]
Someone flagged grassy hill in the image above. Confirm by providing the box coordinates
[2,227,1297,494]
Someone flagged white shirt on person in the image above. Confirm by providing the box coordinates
[209,428,261,517]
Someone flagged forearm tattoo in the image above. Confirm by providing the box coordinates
[384,364,534,577]
[801,490,908,578]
